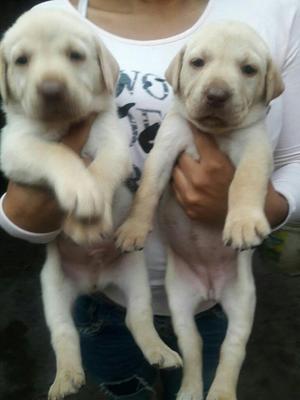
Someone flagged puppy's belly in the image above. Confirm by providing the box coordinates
[57,185,133,292]
[161,194,237,300]
[57,236,121,293]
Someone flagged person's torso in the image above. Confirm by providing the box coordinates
[35,0,296,314]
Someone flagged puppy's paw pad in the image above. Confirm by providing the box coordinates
[48,368,85,400]
[115,219,150,252]
[223,209,271,250]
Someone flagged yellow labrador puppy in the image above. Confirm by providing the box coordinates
[0,8,181,400]
[116,21,284,400]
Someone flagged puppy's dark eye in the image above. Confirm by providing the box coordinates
[15,55,29,66]
[190,58,205,68]
[69,51,85,62]
[241,64,257,76]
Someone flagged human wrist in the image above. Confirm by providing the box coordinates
[3,183,64,233]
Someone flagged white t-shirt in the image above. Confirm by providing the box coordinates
[1,0,300,314]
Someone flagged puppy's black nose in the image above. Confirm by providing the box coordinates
[206,87,231,107]
[38,80,66,100]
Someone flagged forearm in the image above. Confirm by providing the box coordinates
[0,117,95,236]
[265,183,289,229]
[2,182,64,233]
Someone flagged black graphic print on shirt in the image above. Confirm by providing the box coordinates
[116,70,171,191]
[138,123,160,154]
[125,165,141,193]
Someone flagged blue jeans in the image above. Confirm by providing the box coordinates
[73,294,228,399]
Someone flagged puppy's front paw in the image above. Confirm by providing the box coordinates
[115,218,151,252]
[223,208,271,250]
[55,172,103,219]
[48,366,85,400]
[63,217,101,245]
[64,205,113,245]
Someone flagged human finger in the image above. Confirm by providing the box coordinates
[172,164,191,195]
[176,152,199,169]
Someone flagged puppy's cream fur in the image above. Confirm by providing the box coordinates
[0,9,182,400]
[116,21,284,400]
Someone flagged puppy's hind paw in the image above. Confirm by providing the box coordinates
[144,343,182,370]
[206,390,237,400]
[176,386,203,400]
[48,367,85,400]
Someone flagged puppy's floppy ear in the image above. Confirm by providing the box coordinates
[264,58,284,105]
[165,46,186,93]
[0,44,9,103]
[96,39,120,95]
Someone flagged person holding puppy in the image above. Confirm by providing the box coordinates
[1,0,300,399]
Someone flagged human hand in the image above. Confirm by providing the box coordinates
[2,115,96,232]
[172,124,289,230]
[172,126,235,226]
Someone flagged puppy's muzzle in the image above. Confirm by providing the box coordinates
[205,86,232,108]
[37,79,67,102]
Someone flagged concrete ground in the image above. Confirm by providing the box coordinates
[0,228,299,400]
